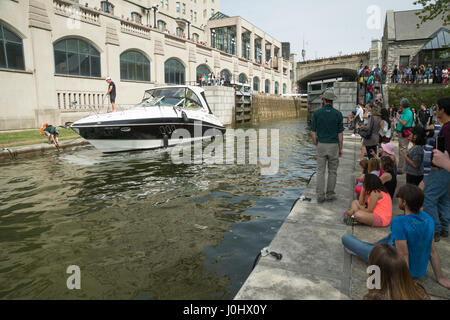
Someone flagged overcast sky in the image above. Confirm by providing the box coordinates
[220,0,422,61]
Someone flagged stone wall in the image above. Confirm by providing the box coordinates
[203,86,235,127]
[252,94,302,122]
[333,82,358,119]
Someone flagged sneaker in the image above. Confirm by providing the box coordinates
[434,232,441,243]
[317,198,325,204]
[343,215,359,226]
[351,134,356,137]
[440,230,449,238]
[326,195,336,202]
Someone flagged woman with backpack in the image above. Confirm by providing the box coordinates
[361,104,382,159]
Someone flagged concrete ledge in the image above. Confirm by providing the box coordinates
[0,138,89,162]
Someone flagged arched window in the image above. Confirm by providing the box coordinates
[120,50,150,81]
[158,20,166,32]
[196,64,211,85]
[101,1,114,14]
[176,27,184,37]
[265,79,270,93]
[0,24,25,70]
[192,33,199,42]
[253,77,260,91]
[283,83,287,94]
[165,58,185,84]
[54,38,100,77]
[220,69,231,83]
[238,73,247,84]
[131,12,142,23]
[275,82,279,95]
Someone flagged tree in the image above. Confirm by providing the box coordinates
[413,0,449,27]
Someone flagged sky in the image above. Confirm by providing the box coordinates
[220,0,423,61]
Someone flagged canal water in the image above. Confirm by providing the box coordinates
[0,118,315,300]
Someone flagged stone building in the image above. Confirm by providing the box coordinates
[382,9,449,80]
[0,0,291,130]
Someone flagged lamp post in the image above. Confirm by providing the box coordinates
[152,5,158,28]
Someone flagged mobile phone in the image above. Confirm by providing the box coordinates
[436,136,445,152]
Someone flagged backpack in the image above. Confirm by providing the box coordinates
[359,117,374,140]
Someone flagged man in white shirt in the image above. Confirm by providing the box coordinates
[353,104,364,136]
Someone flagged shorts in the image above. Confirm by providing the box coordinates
[371,213,385,227]
[110,95,116,103]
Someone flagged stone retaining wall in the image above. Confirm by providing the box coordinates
[252,94,302,122]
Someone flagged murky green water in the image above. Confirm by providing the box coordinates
[0,118,315,300]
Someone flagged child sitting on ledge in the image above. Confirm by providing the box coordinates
[346,174,392,227]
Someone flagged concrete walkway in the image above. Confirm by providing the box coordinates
[235,131,450,300]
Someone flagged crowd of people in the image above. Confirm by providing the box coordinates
[311,87,450,299]
[199,72,230,87]
[390,64,449,84]
[358,63,450,85]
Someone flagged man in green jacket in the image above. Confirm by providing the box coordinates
[310,88,344,203]
[396,98,414,174]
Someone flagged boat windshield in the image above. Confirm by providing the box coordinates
[139,87,203,110]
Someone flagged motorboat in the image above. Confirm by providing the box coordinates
[70,86,226,153]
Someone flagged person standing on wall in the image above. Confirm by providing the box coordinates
[106,77,116,112]
[396,98,414,175]
[310,88,344,204]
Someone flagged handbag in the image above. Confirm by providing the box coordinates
[359,117,374,140]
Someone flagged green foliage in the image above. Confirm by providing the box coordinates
[414,0,450,27]
[388,85,450,109]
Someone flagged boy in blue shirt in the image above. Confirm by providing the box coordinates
[342,184,450,288]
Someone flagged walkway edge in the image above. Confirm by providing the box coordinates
[0,138,89,162]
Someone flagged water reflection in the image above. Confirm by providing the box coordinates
[0,118,314,299]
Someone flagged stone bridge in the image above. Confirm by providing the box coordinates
[296,52,370,91]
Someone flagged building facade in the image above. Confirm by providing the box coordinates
[0,0,291,130]
[382,9,449,81]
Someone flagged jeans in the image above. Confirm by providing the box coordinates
[316,142,339,199]
[342,234,393,263]
[397,135,410,172]
[423,168,450,233]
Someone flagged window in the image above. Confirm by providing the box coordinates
[176,2,180,13]
[265,79,270,93]
[158,20,166,32]
[182,3,186,14]
[120,50,150,82]
[283,83,287,94]
[220,69,231,83]
[238,73,247,84]
[275,82,279,95]
[253,77,260,91]
[165,58,185,84]
[131,12,142,23]
[399,56,410,68]
[190,10,193,21]
[194,11,197,22]
[211,9,214,17]
[54,38,100,77]
[196,64,211,84]
[192,33,199,42]
[165,0,169,9]
[100,1,114,14]
[0,24,25,70]
[176,27,184,37]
